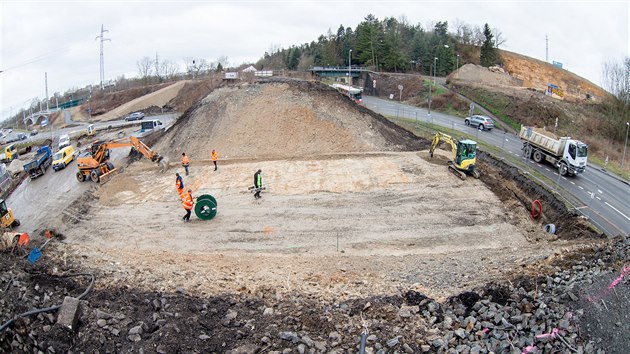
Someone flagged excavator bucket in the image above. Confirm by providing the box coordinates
[158,157,169,173]
[99,168,119,184]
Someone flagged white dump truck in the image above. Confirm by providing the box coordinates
[519,126,588,177]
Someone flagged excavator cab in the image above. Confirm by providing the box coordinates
[455,139,477,167]
[0,199,20,229]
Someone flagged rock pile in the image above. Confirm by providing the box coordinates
[1,237,627,352]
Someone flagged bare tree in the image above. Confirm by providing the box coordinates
[602,57,630,103]
[493,27,507,48]
[160,60,179,80]
[472,25,485,46]
[216,55,230,69]
[137,56,153,80]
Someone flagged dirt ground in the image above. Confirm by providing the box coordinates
[42,80,599,302]
[53,147,583,301]
[3,79,618,353]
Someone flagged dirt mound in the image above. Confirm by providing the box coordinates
[166,78,223,113]
[452,63,522,87]
[155,80,425,161]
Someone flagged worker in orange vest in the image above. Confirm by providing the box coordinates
[181,153,190,175]
[181,189,194,222]
[175,172,184,195]
[211,149,218,171]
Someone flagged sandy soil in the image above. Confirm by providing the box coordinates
[49,147,580,301]
[92,81,188,121]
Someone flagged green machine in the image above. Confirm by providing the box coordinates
[195,194,218,220]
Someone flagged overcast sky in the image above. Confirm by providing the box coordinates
[1,0,628,121]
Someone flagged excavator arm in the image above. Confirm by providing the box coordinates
[103,136,164,164]
[429,132,458,158]
[77,136,168,184]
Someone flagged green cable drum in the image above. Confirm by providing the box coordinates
[195,194,217,220]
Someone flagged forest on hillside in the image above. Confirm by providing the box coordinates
[256,15,502,76]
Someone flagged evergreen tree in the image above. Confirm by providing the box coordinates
[480,23,498,67]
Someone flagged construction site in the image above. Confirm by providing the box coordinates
[0,78,628,353]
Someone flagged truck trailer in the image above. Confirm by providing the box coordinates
[23,145,53,179]
[519,126,588,177]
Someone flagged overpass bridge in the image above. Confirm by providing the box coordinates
[23,98,85,126]
[308,66,369,79]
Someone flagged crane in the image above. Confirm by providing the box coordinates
[429,132,480,180]
[76,136,167,183]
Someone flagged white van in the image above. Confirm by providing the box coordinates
[58,134,70,149]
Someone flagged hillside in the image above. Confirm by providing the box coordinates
[155,79,424,161]
[500,50,610,102]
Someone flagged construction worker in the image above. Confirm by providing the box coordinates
[175,172,184,195]
[253,169,262,199]
[211,149,218,171]
[182,153,190,176]
[181,189,194,222]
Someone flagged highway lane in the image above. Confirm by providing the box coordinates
[363,96,630,237]
[7,113,177,147]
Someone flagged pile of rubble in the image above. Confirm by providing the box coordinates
[1,237,626,353]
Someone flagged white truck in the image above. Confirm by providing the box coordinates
[133,119,164,138]
[519,126,588,177]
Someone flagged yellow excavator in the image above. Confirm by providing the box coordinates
[429,132,480,180]
[0,199,20,229]
[75,136,167,183]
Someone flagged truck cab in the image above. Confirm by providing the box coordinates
[564,140,588,174]
[0,143,18,163]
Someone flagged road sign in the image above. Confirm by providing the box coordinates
[398,85,403,90]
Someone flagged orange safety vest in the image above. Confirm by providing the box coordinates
[182,155,190,165]
[182,193,193,210]
[211,151,218,161]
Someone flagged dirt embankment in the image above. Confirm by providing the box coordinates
[500,50,610,102]
[155,79,425,161]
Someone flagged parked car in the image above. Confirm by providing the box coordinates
[17,133,27,141]
[464,115,494,131]
[124,112,145,121]
[30,129,39,136]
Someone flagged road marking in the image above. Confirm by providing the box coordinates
[596,196,601,201]
[508,150,513,154]
[575,206,588,210]
[562,177,567,181]
[545,168,551,172]
[578,186,584,190]
[598,189,603,194]
[604,202,630,221]
[570,181,575,185]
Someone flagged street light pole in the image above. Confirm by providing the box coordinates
[456,54,459,79]
[348,49,352,91]
[433,57,438,86]
[428,64,432,117]
[428,57,437,117]
[622,121,630,169]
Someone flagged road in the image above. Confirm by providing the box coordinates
[4,113,177,147]
[363,96,630,237]
[5,113,178,233]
